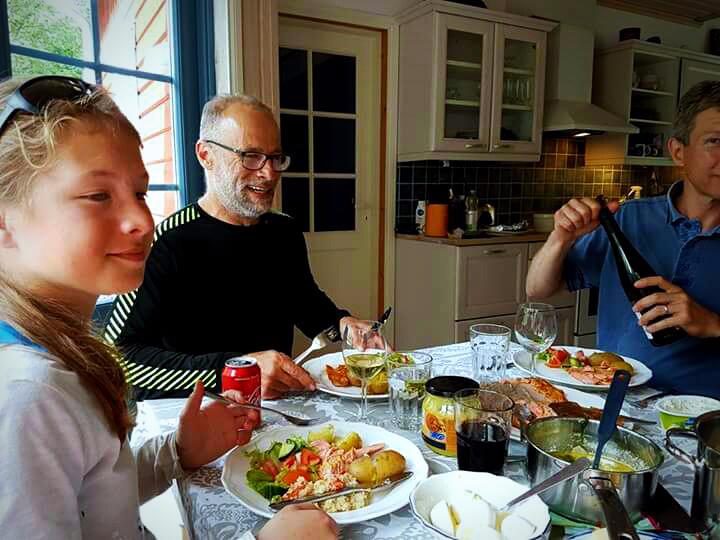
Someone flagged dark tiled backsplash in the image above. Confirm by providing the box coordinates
[395,138,678,229]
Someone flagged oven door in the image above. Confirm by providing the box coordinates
[575,287,598,335]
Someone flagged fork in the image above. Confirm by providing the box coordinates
[294,325,337,366]
[204,390,325,426]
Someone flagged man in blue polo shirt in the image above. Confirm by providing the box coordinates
[527,80,720,398]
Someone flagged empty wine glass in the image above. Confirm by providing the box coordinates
[342,324,388,423]
[514,303,558,373]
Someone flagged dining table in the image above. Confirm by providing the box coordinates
[129,342,706,540]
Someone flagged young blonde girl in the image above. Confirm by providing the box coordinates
[0,76,338,540]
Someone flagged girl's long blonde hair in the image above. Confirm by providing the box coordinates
[0,77,141,442]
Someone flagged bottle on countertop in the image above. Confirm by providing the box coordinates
[448,190,466,233]
[597,196,686,347]
[465,189,479,232]
[415,200,426,234]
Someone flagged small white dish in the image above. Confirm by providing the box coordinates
[409,470,551,539]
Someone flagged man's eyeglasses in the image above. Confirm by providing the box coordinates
[0,76,95,136]
[204,139,291,172]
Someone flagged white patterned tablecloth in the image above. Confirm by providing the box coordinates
[130,342,699,540]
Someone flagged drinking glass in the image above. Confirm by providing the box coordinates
[342,324,388,423]
[454,389,514,474]
[514,302,558,373]
[387,351,433,430]
[469,324,511,383]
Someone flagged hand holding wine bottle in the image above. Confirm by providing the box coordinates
[552,197,620,245]
[596,197,686,346]
[632,276,720,338]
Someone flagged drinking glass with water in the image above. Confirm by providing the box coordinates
[469,324,511,383]
[387,351,433,430]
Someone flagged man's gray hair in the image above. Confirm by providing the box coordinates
[673,80,720,144]
[199,94,275,140]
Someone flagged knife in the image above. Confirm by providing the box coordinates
[268,470,413,511]
[371,307,392,332]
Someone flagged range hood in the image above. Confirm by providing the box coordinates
[543,24,638,137]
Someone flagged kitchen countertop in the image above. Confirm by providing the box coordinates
[396,231,550,246]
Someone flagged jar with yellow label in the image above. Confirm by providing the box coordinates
[422,376,479,457]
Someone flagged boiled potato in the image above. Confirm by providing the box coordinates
[308,424,335,443]
[337,432,363,451]
[589,352,634,374]
[368,370,388,395]
[373,450,406,481]
[348,455,374,484]
[349,450,406,484]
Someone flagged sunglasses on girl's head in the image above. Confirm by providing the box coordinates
[0,76,95,136]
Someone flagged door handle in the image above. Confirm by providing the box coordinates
[483,249,507,255]
[465,143,486,149]
[492,143,511,150]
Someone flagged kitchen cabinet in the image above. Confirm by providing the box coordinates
[395,237,576,350]
[680,59,720,97]
[456,243,527,320]
[397,2,554,162]
[587,40,720,167]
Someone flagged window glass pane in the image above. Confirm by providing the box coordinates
[10,54,83,78]
[8,0,92,61]
[280,113,309,173]
[102,72,178,218]
[279,48,308,110]
[313,117,355,173]
[99,0,171,76]
[314,178,355,232]
[146,190,179,224]
[281,177,310,232]
[312,52,355,114]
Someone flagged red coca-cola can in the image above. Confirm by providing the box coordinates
[222,356,261,407]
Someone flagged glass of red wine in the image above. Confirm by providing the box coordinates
[454,389,514,474]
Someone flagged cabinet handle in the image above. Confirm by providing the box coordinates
[483,249,507,255]
[493,143,511,150]
[465,143,485,149]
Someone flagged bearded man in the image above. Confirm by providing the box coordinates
[104,95,373,400]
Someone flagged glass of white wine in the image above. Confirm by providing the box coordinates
[514,303,558,373]
[342,323,388,423]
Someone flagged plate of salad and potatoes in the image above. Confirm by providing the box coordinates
[221,422,428,524]
[513,346,652,392]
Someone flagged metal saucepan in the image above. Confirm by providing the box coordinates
[525,417,664,525]
[665,409,720,529]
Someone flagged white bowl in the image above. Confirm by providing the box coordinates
[409,470,551,540]
[533,214,554,233]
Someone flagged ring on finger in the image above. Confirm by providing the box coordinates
[662,304,670,315]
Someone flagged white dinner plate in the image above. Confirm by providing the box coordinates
[513,346,652,392]
[221,422,429,524]
[304,352,389,400]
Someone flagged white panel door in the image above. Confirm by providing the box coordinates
[278,17,382,355]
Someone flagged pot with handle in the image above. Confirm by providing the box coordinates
[665,409,720,530]
[525,417,664,526]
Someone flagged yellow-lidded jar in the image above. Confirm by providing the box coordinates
[422,376,479,456]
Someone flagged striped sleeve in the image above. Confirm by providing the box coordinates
[103,206,234,400]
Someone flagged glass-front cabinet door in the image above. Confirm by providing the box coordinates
[433,14,494,152]
[490,25,546,154]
